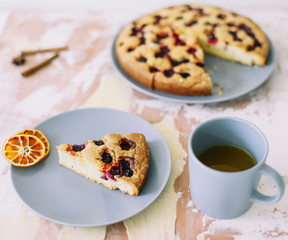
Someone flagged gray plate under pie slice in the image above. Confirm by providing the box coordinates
[111,34,275,104]
[11,108,171,227]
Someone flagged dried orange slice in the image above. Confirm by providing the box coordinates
[17,129,50,160]
[2,134,46,167]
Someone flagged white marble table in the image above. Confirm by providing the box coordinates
[0,3,287,240]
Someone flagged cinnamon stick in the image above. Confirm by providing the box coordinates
[21,46,68,56]
[21,53,59,77]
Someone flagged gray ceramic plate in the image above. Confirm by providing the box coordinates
[112,35,275,104]
[11,108,171,227]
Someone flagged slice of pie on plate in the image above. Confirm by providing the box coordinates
[56,133,150,196]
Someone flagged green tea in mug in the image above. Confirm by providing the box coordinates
[197,144,257,172]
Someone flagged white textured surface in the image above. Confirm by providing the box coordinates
[0,5,287,240]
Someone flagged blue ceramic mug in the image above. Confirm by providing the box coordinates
[188,117,285,219]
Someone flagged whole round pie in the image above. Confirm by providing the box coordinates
[116,4,269,96]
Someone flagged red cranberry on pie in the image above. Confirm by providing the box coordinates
[173,33,186,46]
[207,32,218,44]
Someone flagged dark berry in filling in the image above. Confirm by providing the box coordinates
[171,58,189,66]
[109,167,120,178]
[187,47,196,54]
[130,24,146,36]
[226,22,235,27]
[156,33,169,40]
[171,60,181,66]
[229,31,242,42]
[187,6,205,15]
[185,20,197,27]
[154,15,163,24]
[138,57,147,62]
[237,24,261,50]
[204,22,211,26]
[94,140,104,146]
[164,69,174,77]
[196,62,205,68]
[173,33,186,46]
[120,139,132,150]
[238,23,255,38]
[181,72,190,78]
[182,58,189,63]
[101,151,113,164]
[207,32,218,44]
[127,47,135,52]
[139,37,146,45]
[119,159,130,169]
[176,16,183,20]
[254,39,262,48]
[123,156,135,169]
[130,26,138,36]
[217,14,226,19]
[247,46,254,51]
[149,66,159,73]
[123,168,133,177]
[155,46,170,58]
[247,41,262,51]
[72,144,85,152]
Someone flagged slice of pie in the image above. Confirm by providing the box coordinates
[116,4,269,96]
[56,133,150,196]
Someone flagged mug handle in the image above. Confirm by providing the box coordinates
[251,164,285,204]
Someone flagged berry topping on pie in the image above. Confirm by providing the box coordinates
[93,140,104,146]
[57,133,149,196]
[116,4,269,96]
[101,151,113,164]
[72,144,85,152]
